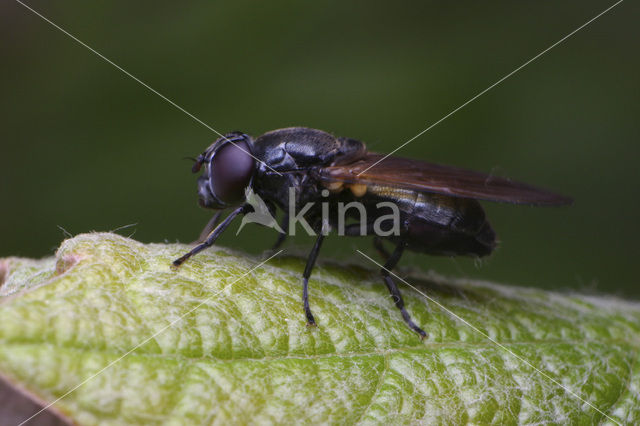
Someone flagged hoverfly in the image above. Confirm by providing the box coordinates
[173,127,571,338]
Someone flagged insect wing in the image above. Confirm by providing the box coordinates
[319,154,572,206]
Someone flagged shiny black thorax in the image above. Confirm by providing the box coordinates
[248,127,496,257]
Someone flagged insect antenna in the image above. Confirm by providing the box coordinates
[183,155,205,173]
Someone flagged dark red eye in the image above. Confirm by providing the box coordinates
[210,139,255,205]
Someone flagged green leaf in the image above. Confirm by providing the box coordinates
[1,233,639,425]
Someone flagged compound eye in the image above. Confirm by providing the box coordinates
[209,139,255,205]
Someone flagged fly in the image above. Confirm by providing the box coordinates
[172,127,572,338]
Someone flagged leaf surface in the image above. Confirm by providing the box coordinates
[0,233,639,425]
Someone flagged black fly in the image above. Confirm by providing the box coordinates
[173,127,571,338]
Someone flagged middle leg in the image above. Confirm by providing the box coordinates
[270,211,289,251]
[302,233,325,326]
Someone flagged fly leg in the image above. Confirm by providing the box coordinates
[172,205,248,268]
[302,232,325,326]
[192,211,223,244]
[271,211,289,251]
[381,241,427,339]
[373,236,391,262]
[342,223,390,261]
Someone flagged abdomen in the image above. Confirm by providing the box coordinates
[370,186,497,257]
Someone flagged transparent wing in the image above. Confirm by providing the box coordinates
[319,154,572,206]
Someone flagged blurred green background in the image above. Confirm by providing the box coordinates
[1,1,638,296]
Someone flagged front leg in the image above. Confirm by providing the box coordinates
[172,205,248,268]
[192,211,223,244]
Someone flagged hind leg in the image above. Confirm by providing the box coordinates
[373,236,391,262]
[380,241,427,339]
